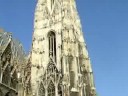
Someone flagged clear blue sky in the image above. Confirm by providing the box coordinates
[0,0,128,96]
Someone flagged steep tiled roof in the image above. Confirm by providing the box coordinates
[0,31,26,62]
[11,38,26,63]
[0,31,11,56]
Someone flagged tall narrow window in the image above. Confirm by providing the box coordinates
[48,31,56,62]
[58,83,62,96]
[48,81,55,96]
[39,83,45,96]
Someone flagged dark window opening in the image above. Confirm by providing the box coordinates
[39,83,45,96]
[48,81,55,96]
[48,31,56,62]
[51,0,55,9]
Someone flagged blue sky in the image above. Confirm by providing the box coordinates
[0,0,128,96]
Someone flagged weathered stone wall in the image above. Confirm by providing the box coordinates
[0,31,26,96]
[30,0,96,96]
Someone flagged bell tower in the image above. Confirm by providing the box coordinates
[30,0,96,96]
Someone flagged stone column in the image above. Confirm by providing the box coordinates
[55,84,58,96]
[62,56,66,75]
[83,84,86,96]
[0,56,2,83]
[45,88,48,96]
[18,79,23,96]
[70,57,78,92]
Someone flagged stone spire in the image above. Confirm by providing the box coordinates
[29,0,96,96]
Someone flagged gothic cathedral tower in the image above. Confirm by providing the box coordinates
[30,0,96,96]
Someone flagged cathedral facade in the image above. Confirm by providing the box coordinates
[0,0,96,96]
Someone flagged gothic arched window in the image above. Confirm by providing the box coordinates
[48,81,55,96]
[58,83,62,96]
[2,64,10,85]
[48,31,56,62]
[10,70,17,89]
[39,83,45,96]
